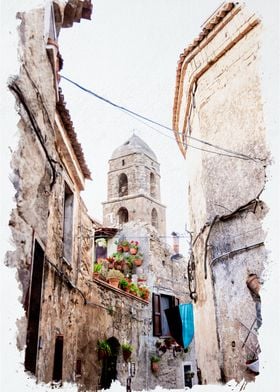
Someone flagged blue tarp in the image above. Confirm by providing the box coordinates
[179,303,194,348]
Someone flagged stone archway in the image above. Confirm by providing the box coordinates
[100,337,120,390]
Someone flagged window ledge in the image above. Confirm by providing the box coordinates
[92,278,149,305]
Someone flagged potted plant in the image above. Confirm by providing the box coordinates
[114,240,123,253]
[107,269,124,287]
[129,282,140,296]
[124,255,133,269]
[151,355,160,373]
[121,342,133,361]
[164,337,175,349]
[93,263,102,279]
[121,240,130,252]
[139,286,150,301]
[113,252,125,270]
[132,253,143,267]
[106,256,115,269]
[119,278,129,291]
[97,339,111,360]
[129,240,139,255]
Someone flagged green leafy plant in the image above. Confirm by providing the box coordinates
[139,286,150,300]
[121,342,133,361]
[113,252,124,262]
[121,240,130,247]
[119,278,129,290]
[151,355,161,363]
[97,339,111,359]
[121,342,133,353]
[107,269,124,280]
[93,263,102,273]
[129,282,140,296]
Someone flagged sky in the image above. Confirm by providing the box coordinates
[58,0,223,253]
[1,1,279,391]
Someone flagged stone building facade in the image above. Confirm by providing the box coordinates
[103,134,166,237]
[6,1,196,390]
[5,1,149,390]
[101,137,197,389]
[172,2,268,385]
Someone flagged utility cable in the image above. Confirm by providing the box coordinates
[122,107,252,161]
[61,75,265,162]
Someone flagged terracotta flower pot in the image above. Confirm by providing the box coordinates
[151,362,159,373]
[134,258,143,267]
[123,245,130,252]
[130,248,137,255]
[117,245,123,253]
[93,272,100,280]
[98,349,107,361]
[122,351,132,362]
[108,278,120,288]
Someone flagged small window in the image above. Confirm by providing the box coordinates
[63,182,74,263]
[152,293,179,337]
[95,238,107,262]
[119,173,128,196]
[122,159,125,166]
[76,359,82,377]
[150,172,156,198]
[118,207,129,224]
[151,208,158,229]
[52,335,63,383]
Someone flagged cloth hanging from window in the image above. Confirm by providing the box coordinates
[179,303,194,348]
[165,303,194,349]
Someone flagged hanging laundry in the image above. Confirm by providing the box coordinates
[165,303,194,349]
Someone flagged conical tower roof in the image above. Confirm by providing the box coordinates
[111,134,157,161]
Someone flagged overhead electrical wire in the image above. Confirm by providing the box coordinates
[61,75,265,163]
[122,109,252,161]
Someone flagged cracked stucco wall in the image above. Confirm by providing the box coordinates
[183,12,268,385]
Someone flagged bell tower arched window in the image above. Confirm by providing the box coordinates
[151,208,158,229]
[118,207,129,224]
[150,172,156,198]
[119,173,128,197]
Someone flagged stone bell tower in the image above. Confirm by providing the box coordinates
[103,134,166,236]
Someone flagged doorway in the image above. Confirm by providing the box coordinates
[100,337,120,389]
[184,364,193,388]
[24,240,45,374]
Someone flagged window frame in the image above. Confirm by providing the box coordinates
[62,181,74,264]
[152,293,179,337]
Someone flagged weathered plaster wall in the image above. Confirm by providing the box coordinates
[181,9,267,385]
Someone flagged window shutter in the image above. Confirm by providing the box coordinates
[152,293,162,336]
[172,296,180,307]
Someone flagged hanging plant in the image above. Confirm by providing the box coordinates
[130,240,139,255]
[132,253,143,267]
[121,240,130,252]
[121,343,133,362]
[97,339,111,360]
[151,355,160,373]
